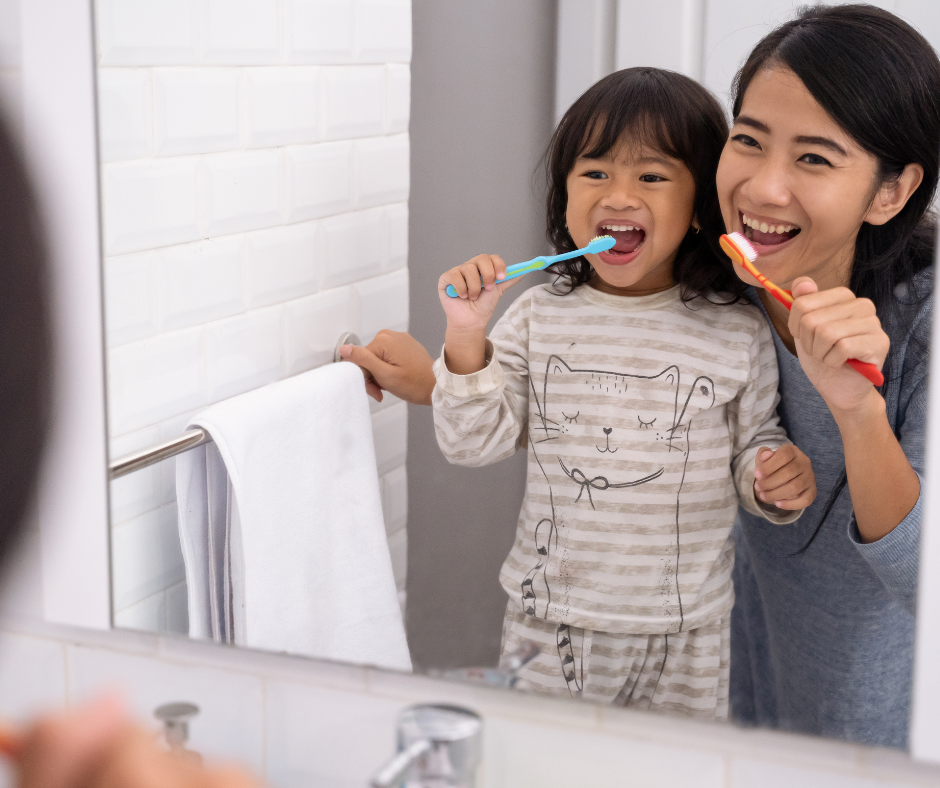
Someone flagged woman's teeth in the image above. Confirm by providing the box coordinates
[742,214,796,234]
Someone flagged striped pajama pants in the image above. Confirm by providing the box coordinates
[500,604,731,720]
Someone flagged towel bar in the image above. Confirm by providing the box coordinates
[108,332,361,480]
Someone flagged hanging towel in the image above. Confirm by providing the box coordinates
[176,362,411,672]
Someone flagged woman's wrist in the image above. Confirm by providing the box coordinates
[827,388,887,439]
[444,327,488,375]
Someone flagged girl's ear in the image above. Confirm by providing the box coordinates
[864,163,924,226]
[691,215,701,232]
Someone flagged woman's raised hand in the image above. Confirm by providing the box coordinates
[438,254,519,333]
[788,277,890,415]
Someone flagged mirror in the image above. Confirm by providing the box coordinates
[98,0,940,744]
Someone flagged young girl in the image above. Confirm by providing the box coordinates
[431,68,816,720]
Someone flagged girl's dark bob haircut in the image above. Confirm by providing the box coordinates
[544,67,745,302]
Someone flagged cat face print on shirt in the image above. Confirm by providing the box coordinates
[531,356,715,509]
[520,354,716,630]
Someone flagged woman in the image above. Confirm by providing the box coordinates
[343,4,937,748]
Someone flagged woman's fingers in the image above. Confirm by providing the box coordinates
[789,279,888,369]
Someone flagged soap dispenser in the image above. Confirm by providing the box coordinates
[370,704,482,788]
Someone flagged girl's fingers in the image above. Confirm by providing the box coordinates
[755,473,803,501]
[754,463,801,495]
[491,254,508,283]
[459,261,485,299]
[754,446,794,479]
[769,486,815,510]
[440,271,468,299]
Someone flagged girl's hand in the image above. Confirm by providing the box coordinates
[439,254,520,375]
[438,254,519,335]
[753,445,817,511]
[788,277,889,415]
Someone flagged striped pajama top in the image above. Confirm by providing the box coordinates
[432,283,801,635]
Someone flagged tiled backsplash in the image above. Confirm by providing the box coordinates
[96,0,411,632]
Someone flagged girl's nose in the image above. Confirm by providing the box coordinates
[742,157,792,208]
[600,184,642,211]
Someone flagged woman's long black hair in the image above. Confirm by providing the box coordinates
[543,67,747,303]
[731,4,940,552]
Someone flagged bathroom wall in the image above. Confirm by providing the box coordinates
[405,0,557,671]
[96,0,412,633]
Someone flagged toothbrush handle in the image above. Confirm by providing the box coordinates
[445,257,547,298]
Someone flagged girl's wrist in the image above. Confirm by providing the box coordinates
[444,328,488,375]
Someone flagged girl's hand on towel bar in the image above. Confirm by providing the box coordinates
[339,330,436,406]
[14,695,258,788]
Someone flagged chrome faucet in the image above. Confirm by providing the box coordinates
[370,704,482,788]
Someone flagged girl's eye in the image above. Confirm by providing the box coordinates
[584,170,608,180]
[798,153,832,167]
[731,133,760,148]
[639,174,666,183]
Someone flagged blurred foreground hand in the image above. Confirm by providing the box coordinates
[14,695,259,788]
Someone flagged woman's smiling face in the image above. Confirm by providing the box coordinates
[716,66,883,291]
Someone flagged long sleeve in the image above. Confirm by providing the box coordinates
[847,304,931,614]
[728,318,802,524]
[432,293,534,467]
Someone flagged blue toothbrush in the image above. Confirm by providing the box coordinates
[445,235,616,297]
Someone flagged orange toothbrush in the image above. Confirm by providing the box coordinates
[720,232,884,387]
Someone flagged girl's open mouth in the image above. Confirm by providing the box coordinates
[740,212,801,251]
[595,222,645,264]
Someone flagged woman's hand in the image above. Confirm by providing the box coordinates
[439,254,519,375]
[339,330,436,405]
[788,277,889,416]
[753,445,817,510]
[14,696,258,788]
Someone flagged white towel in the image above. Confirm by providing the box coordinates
[176,362,411,672]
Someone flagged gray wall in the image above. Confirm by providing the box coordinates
[406,0,557,670]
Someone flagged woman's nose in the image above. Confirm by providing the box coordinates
[742,158,792,208]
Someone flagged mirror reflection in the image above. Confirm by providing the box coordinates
[101,0,938,750]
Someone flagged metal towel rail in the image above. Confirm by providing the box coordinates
[108,332,361,480]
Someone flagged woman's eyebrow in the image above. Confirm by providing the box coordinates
[792,135,847,156]
[734,115,770,134]
[735,114,847,156]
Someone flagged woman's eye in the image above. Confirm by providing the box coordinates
[639,173,666,183]
[584,170,608,180]
[731,133,760,148]
[798,153,832,167]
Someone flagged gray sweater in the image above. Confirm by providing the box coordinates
[730,274,932,749]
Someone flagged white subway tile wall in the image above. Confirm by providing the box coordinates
[98,0,412,633]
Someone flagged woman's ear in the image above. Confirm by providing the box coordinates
[864,163,924,226]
